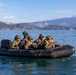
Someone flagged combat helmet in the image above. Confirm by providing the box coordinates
[27,36,33,40]
[46,36,53,40]
[23,31,28,35]
[15,35,20,39]
[38,34,44,39]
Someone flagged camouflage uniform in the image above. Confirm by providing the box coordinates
[11,35,20,49]
[45,41,60,49]
[22,31,29,40]
[44,36,60,49]
[33,34,45,49]
[24,36,33,49]
[19,31,29,49]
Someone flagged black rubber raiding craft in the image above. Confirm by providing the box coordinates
[0,39,75,58]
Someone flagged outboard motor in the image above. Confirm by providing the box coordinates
[1,39,11,49]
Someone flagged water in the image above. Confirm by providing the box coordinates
[0,30,76,75]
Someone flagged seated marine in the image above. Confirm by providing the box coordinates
[33,34,45,49]
[44,36,60,49]
[11,35,21,49]
[19,31,29,49]
[24,36,33,49]
[22,31,29,41]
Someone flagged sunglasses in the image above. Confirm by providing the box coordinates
[49,37,53,39]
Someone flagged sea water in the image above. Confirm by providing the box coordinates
[0,30,76,75]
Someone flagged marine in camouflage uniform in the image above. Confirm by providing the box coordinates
[11,35,21,49]
[24,36,33,49]
[19,31,29,49]
[33,34,45,49]
[44,36,60,49]
[22,31,29,40]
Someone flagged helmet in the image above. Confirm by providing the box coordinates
[22,31,28,35]
[46,36,53,40]
[27,36,33,40]
[39,34,44,39]
[15,35,20,39]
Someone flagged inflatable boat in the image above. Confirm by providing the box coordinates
[0,39,75,58]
